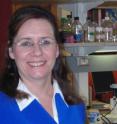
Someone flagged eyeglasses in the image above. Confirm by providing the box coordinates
[14,37,57,51]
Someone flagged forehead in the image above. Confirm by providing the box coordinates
[16,19,54,38]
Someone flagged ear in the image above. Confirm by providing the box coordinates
[56,45,59,58]
[9,47,15,59]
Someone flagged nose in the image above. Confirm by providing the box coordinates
[32,44,43,56]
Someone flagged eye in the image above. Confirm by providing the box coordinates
[40,39,51,45]
[18,39,33,47]
[40,38,55,46]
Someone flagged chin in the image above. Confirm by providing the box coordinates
[30,73,46,79]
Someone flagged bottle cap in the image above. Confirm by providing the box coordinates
[87,16,91,20]
[74,17,79,20]
[105,17,109,20]
[67,15,72,18]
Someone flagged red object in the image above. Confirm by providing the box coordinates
[0,1,12,72]
[113,71,117,84]
[88,72,96,100]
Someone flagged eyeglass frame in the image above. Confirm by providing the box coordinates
[12,36,58,52]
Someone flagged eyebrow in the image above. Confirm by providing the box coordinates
[17,36,55,41]
[14,37,31,43]
[14,36,56,45]
[40,37,55,41]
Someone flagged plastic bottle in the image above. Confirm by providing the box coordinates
[83,17,96,42]
[101,12,113,42]
[72,17,83,42]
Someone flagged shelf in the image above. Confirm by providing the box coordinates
[12,0,95,4]
[63,42,117,56]
[97,1,117,9]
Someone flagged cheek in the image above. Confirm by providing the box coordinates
[50,48,59,67]
[9,48,26,61]
[50,47,59,59]
[43,48,58,66]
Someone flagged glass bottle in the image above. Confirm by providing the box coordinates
[112,21,117,42]
[95,23,103,42]
[101,12,113,42]
[83,17,96,42]
[72,16,83,42]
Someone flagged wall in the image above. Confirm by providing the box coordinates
[0,0,12,73]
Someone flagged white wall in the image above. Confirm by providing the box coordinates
[75,72,89,106]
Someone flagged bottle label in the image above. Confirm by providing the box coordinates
[88,27,95,42]
[103,27,113,41]
[96,34,104,42]
[96,27,103,42]
[74,32,83,42]
[103,27,112,32]
[96,27,103,32]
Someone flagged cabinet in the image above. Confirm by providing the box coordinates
[90,1,117,28]
[64,42,117,56]
[63,42,117,106]
[12,2,57,19]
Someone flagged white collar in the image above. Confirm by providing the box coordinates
[16,79,67,123]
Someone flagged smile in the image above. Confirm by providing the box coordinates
[28,61,46,67]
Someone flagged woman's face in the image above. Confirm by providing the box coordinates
[9,19,59,82]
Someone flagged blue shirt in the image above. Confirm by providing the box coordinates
[16,79,67,123]
[0,91,86,124]
[0,80,86,124]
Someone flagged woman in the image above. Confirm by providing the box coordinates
[0,6,86,124]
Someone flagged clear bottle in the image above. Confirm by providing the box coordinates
[101,12,113,42]
[83,17,91,42]
[83,17,96,42]
[95,23,103,42]
[72,17,83,42]
[112,21,117,42]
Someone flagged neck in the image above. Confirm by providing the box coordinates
[20,76,53,99]
[20,76,54,117]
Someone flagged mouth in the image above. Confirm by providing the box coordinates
[28,61,46,67]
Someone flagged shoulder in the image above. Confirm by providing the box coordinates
[69,103,86,119]
[61,103,87,124]
[0,91,15,108]
[0,92,20,123]
[69,103,86,113]
[0,91,10,100]
[0,91,18,116]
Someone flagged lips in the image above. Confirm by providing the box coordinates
[28,61,46,67]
